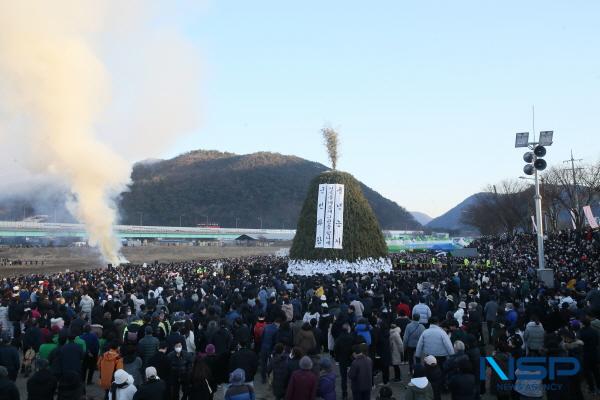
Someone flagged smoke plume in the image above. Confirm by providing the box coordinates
[0,2,202,264]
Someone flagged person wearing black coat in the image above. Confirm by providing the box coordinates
[274,321,294,349]
[149,343,170,387]
[26,359,58,400]
[333,323,355,400]
[22,321,42,353]
[0,367,19,400]
[448,359,477,400]
[579,319,600,393]
[424,357,443,400]
[374,320,391,385]
[56,371,84,400]
[267,344,289,400]
[228,345,258,384]
[0,336,20,381]
[56,336,84,379]
[133,369,167,400]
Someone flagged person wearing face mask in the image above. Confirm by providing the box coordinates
[167,343,193,400]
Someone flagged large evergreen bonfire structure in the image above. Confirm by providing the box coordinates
[288,128,390,275]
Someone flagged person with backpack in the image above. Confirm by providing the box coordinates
[98,341,124,396]
[224,368,255,400]
[403,314,425,374]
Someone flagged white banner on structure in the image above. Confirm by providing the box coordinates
[315,183,345,249]
[583,205,599,229]
[570,211,577,229]
[531,215,537,233]
[315,184,327,248]
[323,184,336,248]
[333,184,345,249]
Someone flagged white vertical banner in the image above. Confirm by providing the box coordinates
[570,210,577,229]
[333,184,345,249]
[583,205,599,229]
[315,183,345,249]
[323,184,335,248]
[531,215,537,233]
[314,184,326,248]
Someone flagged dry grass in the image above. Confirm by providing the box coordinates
[0,244,288,277]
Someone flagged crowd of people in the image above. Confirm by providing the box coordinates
[0,227,598,400]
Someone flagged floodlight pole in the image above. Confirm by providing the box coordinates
[516,129,554,287]
[533,166,545,270]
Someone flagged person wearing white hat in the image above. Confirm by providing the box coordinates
[131,367,166,400]
[108,369,137,400]
[454,302,466,326]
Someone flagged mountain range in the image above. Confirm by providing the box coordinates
[119,150,420,230]
[0,150,421,230]
[425,192,487,232]
[410,211,433,226]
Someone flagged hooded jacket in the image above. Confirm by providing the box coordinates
[98,350,124,390]
[404,377,434,400]
[355,323,372,346]
[523,321,545,352]
[389,327,403,365]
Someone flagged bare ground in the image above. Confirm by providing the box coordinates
[0,244,288,277]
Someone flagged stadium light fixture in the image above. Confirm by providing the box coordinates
[515,132,530,148]
[539,131,554,146]
[515,124,555,288]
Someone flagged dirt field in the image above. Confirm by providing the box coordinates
[0,244,289,277]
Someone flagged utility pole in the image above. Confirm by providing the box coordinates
[563,150,583,229]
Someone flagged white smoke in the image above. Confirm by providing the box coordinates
[0,1,203,264]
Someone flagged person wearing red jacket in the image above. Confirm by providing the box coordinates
[285,356,318,400]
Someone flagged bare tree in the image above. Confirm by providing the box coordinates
[461,179,531,234]
[542,163,600,229]
[321,126,340,170]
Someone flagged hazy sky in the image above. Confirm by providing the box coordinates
[158,1,599,217]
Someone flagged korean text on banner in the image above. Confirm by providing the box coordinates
[323,184,335,248]
[314,184,326,248]
[333,184,345,249]
[314,183,345,249]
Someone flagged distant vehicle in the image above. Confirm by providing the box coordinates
[197,223,220,228]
